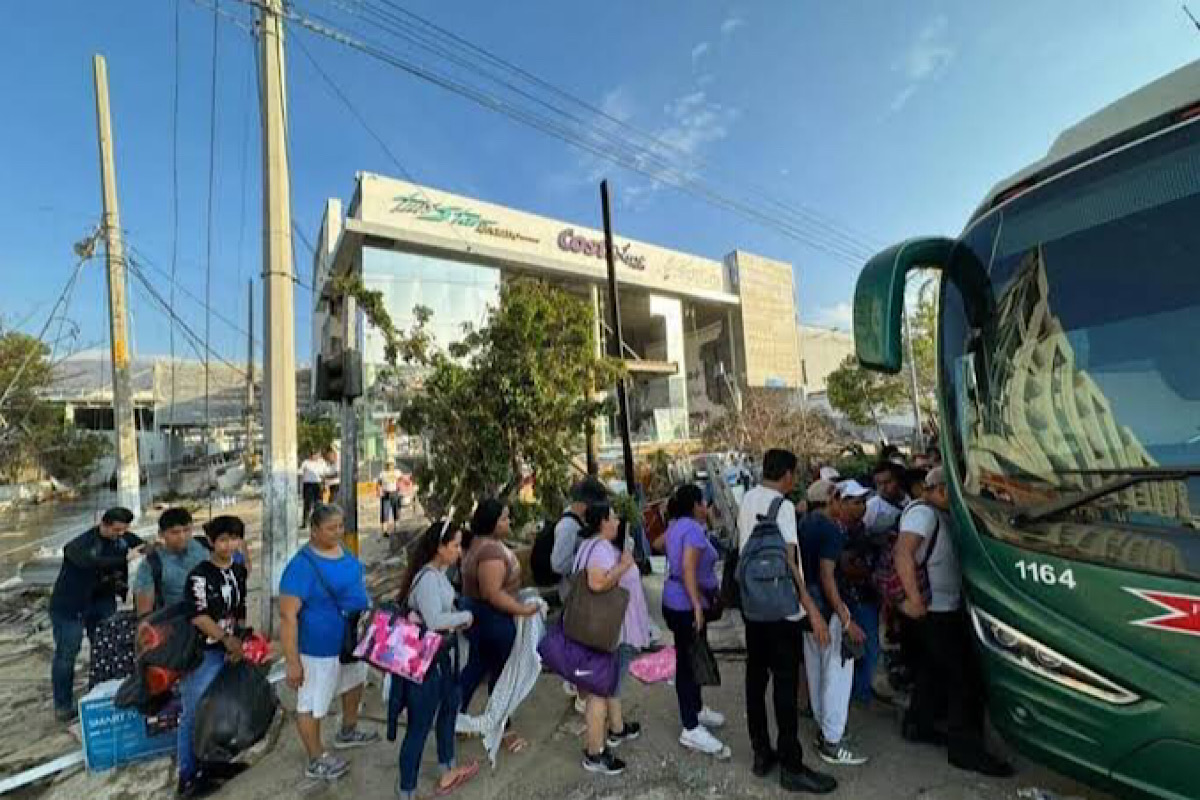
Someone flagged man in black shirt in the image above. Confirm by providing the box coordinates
[177,515,249,799]
[49,506,142,721]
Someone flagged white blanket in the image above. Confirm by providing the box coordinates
[455,592,547,766]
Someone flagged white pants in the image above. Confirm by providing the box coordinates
[803,615,854,745]
[297,656,368,718]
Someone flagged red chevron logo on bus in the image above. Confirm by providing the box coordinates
[1125,588,1200,638]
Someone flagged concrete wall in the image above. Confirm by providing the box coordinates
[798,324,855,393]
[728,251,803,389]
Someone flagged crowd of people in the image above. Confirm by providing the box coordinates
[45,439,1015,798]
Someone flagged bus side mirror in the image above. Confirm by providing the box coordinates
[853,237,956,373]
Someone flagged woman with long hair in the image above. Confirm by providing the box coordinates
[458,498,539,753]
[662,484,730,758]
[574,499,650,776]
[395,521,479,799]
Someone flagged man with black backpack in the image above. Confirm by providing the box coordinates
[736,449,836,795]
[134,508,211,616]
[543,477,608,601]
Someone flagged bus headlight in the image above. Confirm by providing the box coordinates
[969,606,1139,706]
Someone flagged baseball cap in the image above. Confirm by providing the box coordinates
[806,479,836,503]
[925,467,947,487]
[836,479,872,500]
[819,466,841,481]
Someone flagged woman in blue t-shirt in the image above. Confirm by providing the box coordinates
[662,484,730,759]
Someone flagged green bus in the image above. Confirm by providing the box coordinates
[852,60,1200,800]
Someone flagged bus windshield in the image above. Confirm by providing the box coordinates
[940,118,1200,578]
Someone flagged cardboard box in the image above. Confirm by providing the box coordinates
[79,680,178,772]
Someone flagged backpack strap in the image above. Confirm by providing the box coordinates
[904,502,941,567]
[300,547,346,615]
[754,495,788,528]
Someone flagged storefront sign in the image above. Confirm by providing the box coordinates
[390,193,538,244]
[556,228,647,271]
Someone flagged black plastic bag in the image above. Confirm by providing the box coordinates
[194,661,279,762]
[137,602,203,671]
[690,635,721,687]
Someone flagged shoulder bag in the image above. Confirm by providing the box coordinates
[563,538,630,653]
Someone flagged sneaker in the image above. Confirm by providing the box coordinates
[781,765,838,794]
[305,753,350,781]
[176,773,219,799]
[697,706,726,728]
[574,696,587,715]
[751,749,778,778]
[562,681,578,698]
[813,729,855,749]
[606,721,641,748]
[679,726,730,758]
[54,707,77,724]
[582,748,626,775]
[818,739,869,766]
[333,726,381,750]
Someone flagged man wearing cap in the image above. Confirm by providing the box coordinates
[895,468,1013,778]
[799,479,871,766]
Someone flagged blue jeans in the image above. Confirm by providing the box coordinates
[399,651,459,793]
[851,601,881,703]
[50,598,116,712]
[458,600,515,711]
[178,650,226,782]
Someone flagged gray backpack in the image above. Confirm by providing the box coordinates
[736,496,801,622]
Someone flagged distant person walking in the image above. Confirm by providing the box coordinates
[49,506,142,722]
[395,521,480,799]
[280,504,379,782]
[299,452,327,527]
[176,515,249,798]
[377,461,403,538]
[662,484,729,758]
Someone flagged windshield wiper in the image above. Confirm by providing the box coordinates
[1011,466,1200,527]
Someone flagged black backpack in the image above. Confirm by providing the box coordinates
[531,512,581,587]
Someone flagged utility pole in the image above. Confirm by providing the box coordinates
[244,279,255,472]
[600,181,637,496]
[92,55,141,518]
[258,0,299,636]
[339,294,360,557]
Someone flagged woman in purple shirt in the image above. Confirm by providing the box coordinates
[663,484,730,758]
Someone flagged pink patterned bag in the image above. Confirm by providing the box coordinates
[353,608,444,684]
[630,646,676,684]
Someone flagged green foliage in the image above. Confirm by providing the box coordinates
[297,416,337,460]
[350,277,621,519]
[826,354,908,429]
[39,425,112,486]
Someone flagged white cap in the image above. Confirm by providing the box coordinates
[836,479,872,499]
[819,466,841,481]
[925,467,947,487]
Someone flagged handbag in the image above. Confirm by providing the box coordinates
[690,634,721,687]
[301,548,363,664]
[353,569,445,683]
[719,548,741,611]
[563,539,630,653]
[537,622,619,698]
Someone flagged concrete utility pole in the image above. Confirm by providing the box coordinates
[244,279,255,472]
[600,181,637,496]
[92,55,141,518]
[339,294,359,556]
[258,0,300,635]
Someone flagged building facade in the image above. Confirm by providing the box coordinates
[797,324,855,395]
[311,173,802,463]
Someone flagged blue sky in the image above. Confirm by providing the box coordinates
[0,1,1196,367]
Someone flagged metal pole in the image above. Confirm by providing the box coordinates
[903,302,925,452]
[585,283,602,476]
[258,0,299,636]
[92,55,141,518]
[600,181,637,494]
[245,279,254,472]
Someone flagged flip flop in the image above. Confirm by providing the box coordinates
[501,733,528,754]
[435,761,480,796]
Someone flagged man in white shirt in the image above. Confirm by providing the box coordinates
[737,449,835,795]
[299,452,327,528]
[895,467,1012,778]
[864,461,910,536]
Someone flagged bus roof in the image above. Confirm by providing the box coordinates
[970,58,1200,223]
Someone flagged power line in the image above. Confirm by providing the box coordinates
[213,0,876,264]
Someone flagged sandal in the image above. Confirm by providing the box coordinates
[435,761,480,796]
[501,732,528,754]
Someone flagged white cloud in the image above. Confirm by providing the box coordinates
[891,15,955,112]
[600,86,635,122]
[691,41,711,65]
[811,302,854,329]
[696,73,716,88]
[720,16,745,37]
